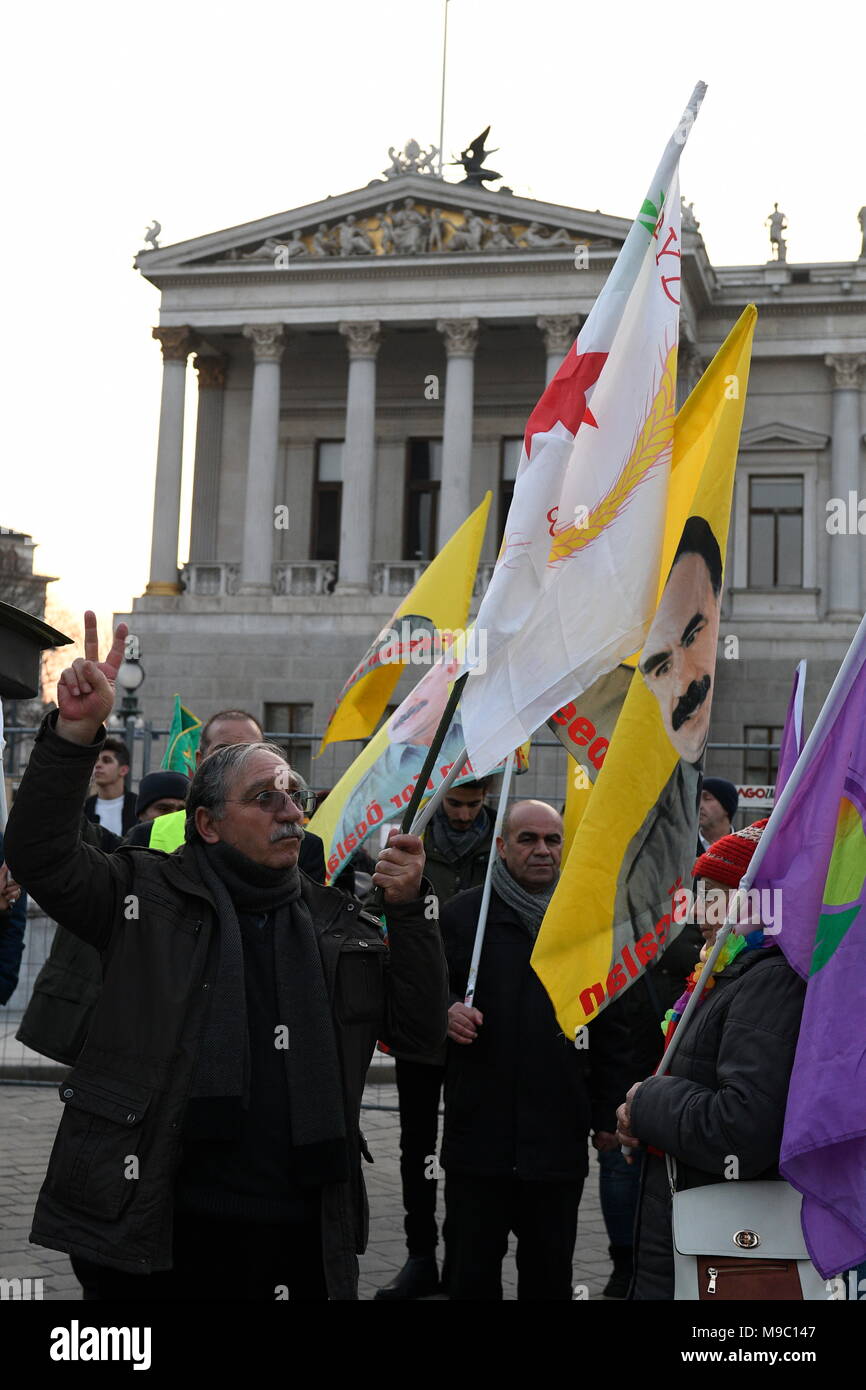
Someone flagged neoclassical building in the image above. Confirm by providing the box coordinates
[124,145,866,796]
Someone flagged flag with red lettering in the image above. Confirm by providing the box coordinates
[459,84,706,775]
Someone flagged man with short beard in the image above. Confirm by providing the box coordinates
[5,612,447,1300]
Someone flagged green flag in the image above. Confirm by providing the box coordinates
[162,695,202,775]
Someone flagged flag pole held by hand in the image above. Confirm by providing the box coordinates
[368,672,469,916]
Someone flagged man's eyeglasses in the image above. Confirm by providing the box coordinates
[227,788,317,816]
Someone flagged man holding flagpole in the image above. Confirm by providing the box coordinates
[439,800,633,1300]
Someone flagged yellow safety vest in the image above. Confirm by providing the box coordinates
[149,809,186,853]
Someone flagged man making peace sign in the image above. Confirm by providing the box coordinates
[4,612,447,1301]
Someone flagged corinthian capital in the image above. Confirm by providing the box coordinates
[437,317,479,358]
[339,321,382,359]
[243,324,286,361]
[825,353,866,390]
[193,354,228,390]
[152,326,196,361]
[537,315,579,357]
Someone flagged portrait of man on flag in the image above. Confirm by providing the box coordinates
[639,515,723,767]
[613,515,724,951]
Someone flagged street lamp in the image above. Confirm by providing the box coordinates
[116,646,146,776]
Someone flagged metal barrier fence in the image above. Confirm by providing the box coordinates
[1,730,776,1081]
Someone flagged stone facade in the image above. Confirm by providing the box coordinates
[123,161,866,799]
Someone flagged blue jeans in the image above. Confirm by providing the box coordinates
[598,1147,642,1248]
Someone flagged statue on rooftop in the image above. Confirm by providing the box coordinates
[766,203,788,263]
[452,126,502,187]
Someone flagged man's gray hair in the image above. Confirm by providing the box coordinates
[184,741,291,843]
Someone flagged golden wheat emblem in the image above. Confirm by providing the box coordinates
[547,344,677,566]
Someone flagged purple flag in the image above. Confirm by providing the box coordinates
[751,629,866,1277]
[774,660,805,799]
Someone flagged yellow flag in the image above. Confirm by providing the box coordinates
[562,755,593,858]
[317,493,491,754]
[533,306,757,1034]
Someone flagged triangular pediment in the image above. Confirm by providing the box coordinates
[135,174,629,278]
[739,422,830,451]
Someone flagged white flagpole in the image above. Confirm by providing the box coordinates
[437,0,449,178]
[409,746,468,837]
[464,751,515,1007]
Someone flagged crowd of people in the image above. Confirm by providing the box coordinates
[0,616,818,1301]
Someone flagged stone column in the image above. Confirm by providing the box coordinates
[188,355,228,563]
[825,353,866,618]
[146,326,195,594]
[537,315,579,385]
[239,325,285,593]
[436,318,479,547]
[335,321,381,593]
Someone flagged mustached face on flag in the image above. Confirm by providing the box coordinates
[459,85,707,775]
[531,306,756,1034]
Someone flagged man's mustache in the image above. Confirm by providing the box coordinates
[672,675,711,732]
[270,824,305,844]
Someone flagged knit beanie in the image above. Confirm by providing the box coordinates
[692,818,768,888]
[135,771,191,818]
[702,777,739,822]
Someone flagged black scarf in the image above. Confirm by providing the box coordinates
[491,854,559,939]
[189,841,347,1184]
[428,804,492,864]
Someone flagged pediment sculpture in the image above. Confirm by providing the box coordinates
[230,203,591,264]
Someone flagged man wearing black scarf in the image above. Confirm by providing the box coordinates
[440,800,634,1300]
[4,614,448,1300]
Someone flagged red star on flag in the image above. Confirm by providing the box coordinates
[523,348,608,455]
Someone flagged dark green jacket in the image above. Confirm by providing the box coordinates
[5,713,448,1297]
[421,809,495,905]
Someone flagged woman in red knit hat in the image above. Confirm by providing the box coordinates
[615,819,808,1300]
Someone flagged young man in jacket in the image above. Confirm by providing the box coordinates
[441,799,633,1301]
[376,777,494,1301]
[84,736,138,836]
[4,612,448,1301]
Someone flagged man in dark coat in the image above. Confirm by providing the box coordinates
[4,613,448,1300]
[616,823,807,1300]
[0,834,27,1005]
[441,799,633,1300]
[376,777,494,1301]
[17,709,329,1067]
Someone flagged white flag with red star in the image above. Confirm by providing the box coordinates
[459,83,706,774]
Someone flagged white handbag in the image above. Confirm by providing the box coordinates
[667,1155,827,1301]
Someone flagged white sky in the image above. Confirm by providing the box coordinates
[2,0,863,635]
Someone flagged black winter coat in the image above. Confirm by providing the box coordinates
[4,713,448,1298]
[629,945,806,1300]
[0,829,28,1005]
[441,885,635,1182]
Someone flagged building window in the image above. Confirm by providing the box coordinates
[405,440,442,560]
[743,725,784,784]
[311,441,343,561]
[264,702,314,782]
[499,437,523,545]
[748,476,803,587]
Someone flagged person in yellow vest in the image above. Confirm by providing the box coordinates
[125,711,325,877]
